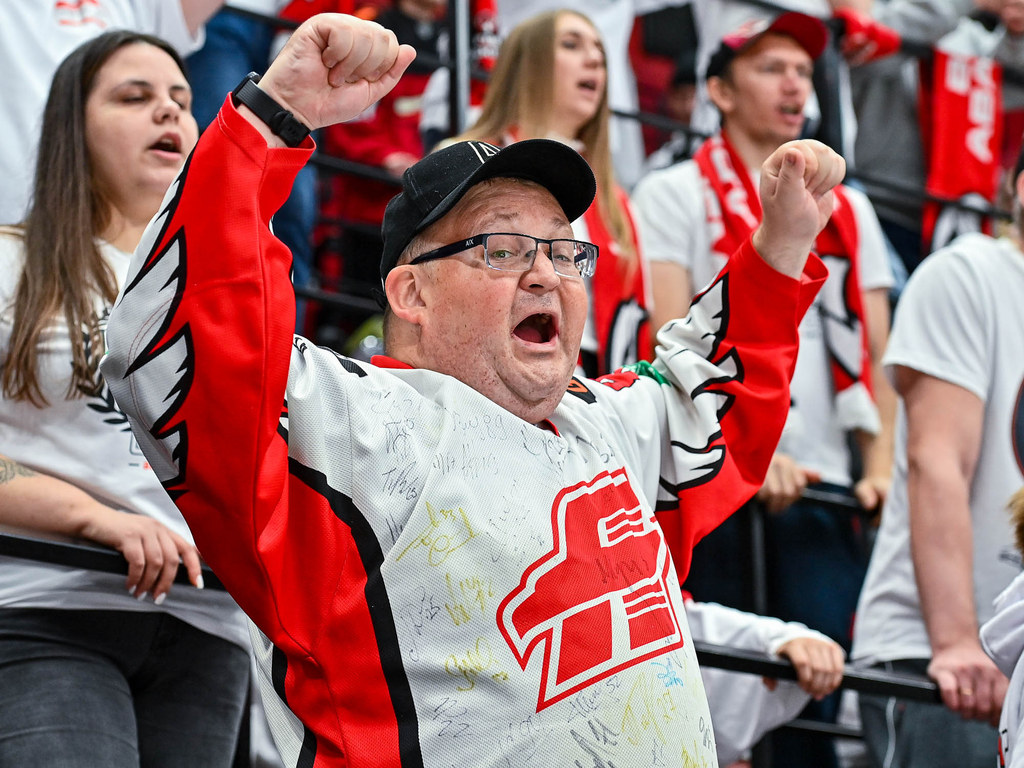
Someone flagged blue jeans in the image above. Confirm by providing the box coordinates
[0,608,249,767]
[187,10,317,330]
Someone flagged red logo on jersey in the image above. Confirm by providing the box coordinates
[595,370,640,391]
[497,468,685,711]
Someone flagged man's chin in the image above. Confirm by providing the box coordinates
[501,360,574,418]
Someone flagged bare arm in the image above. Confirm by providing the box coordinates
[0,454,201,600]
[897,366,1007,725]
[853,287,897,510]
[178,0,225,38]
[648,261,693,336]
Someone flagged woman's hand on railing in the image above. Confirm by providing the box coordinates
[79,505,204,603]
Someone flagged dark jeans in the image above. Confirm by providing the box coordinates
[0,608,249,767]
[685,486,868,768]
[859,659,998,768]
[186,10,317,330]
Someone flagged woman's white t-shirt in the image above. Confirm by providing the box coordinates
[0,230,246,648]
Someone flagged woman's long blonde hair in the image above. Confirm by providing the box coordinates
[457,9,637,267]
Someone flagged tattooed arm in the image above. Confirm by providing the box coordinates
[0,454,202,600]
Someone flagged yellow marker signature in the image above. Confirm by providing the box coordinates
[620,671,679,747]
[396,502,476,567]
[445,573,494,627]
[444,636,508,691]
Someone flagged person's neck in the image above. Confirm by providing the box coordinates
[398,0,436,23]
[546,114,586,145]
[722,124,780,175]
[98,202,158,253]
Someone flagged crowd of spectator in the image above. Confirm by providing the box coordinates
[1,1,1024,768]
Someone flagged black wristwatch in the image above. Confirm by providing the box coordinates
[231,72,311,148]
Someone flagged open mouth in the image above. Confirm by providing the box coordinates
[149,134,182,154]
[513,313,556,344]
[578,79,599,93]
[779,104,802,116]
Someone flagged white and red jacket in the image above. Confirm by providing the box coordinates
[101,99,825,768]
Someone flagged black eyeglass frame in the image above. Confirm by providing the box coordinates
[407,232,599,278]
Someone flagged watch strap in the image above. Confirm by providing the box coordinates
[231,73,310,148]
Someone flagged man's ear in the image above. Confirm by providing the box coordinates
[1015,168,1024,204]
[707,74,734,116]
[385,265,429,326]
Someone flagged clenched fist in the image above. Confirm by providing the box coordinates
[246,14,416,140]
[752,140,846,279]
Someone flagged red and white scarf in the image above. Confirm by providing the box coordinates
[582,187,651,375]
[919,48,1003,254]
[694,132,880,435]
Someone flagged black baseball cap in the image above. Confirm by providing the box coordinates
[379,138,597,292]
[706,11,828,79]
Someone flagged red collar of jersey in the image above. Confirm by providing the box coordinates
[371,355,414,369]
[369,355,560,435]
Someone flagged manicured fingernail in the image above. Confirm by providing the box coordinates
[195,575,204,590]
[136,591,148,601]
[154,593,167,606]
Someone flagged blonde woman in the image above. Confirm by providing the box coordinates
[454,9,650,377]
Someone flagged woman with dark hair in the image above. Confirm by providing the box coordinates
[0,30,249,767]
[453,9,651,378]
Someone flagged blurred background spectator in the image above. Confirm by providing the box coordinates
[852,145,1024,768]
[0,0,223,226]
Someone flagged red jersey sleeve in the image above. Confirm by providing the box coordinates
[579,239,826,581]
[101,99,380,764]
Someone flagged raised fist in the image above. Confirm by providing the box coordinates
[752,140,846,279]
[257,13,416,133]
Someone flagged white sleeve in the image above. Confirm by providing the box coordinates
[883,237,990,400]
[128,0,205,56]
[875,0,974,42]
[845,186,894,291]
[630,162,705,271]
[686,600,834,656]
[687,601,817,766]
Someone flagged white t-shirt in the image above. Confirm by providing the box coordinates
[0,230,246,648]
[632,158,893,485]
[852,234,1024,665]
[0,1,203,226]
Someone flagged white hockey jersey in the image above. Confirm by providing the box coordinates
[101,99,825,768]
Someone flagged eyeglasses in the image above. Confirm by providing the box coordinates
[408,233,599,278]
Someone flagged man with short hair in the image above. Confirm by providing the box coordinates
[632,12,895,768]
[102,13,844,767]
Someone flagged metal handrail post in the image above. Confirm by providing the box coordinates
[447,0,471,137]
